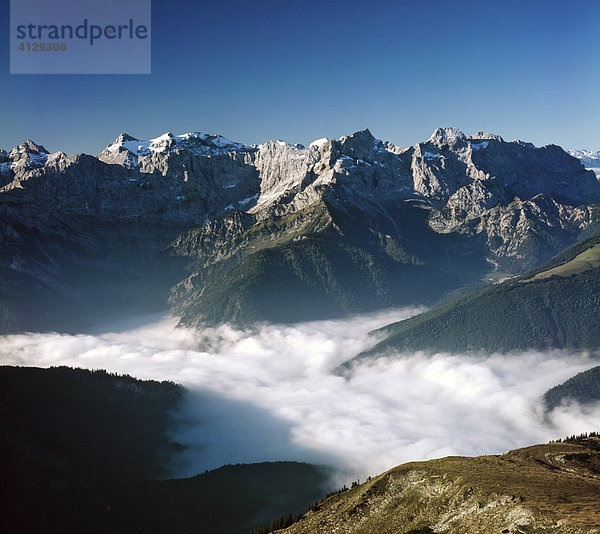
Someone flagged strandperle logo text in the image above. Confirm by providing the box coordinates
[16,18,148,46]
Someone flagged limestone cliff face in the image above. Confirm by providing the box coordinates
[1,127,599,329]
[2,127,597,232]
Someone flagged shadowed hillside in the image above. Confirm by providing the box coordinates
[0,366,330,534]
[354,233,600,359]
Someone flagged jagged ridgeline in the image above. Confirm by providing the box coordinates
[1,128,599,331]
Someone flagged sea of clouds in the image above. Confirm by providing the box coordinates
[1,308,599,484]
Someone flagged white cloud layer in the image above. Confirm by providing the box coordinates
[1,308,599,484]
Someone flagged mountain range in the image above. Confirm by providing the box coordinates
[3,126,600,533]
[1,127,599,332]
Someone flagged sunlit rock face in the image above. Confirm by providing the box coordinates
[1,127,599,330]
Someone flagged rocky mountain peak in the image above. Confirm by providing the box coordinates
[309,137,330,150]
[99,131,256,166]
[339,128,376,146]
[513,139,535,148]
[337,129,384,161]
[5,140,50,171]
[428,127,467,149]
[114,133,138,144]
[10,139,49,157]
[471,131,504,142]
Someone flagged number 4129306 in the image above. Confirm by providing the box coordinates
[19,42,67,52]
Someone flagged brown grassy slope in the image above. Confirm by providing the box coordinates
[279,438,600,534]
[527,244,600,282]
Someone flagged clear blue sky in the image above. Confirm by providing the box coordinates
[1,0,599,155]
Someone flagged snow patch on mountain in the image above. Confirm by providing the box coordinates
[102,131,255,161]
[471,141,489,150]
[309,137,329,149]
[567,149,600,178]
[0,140,68,175]
[238,193,258,206]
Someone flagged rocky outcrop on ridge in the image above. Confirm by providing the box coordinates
[1,126,599,329]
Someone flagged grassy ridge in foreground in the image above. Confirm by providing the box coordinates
[280,437,600,533]
[357,233,600,357]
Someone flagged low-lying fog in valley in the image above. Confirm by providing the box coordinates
[1,308,599,485]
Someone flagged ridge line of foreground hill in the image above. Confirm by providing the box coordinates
[276,436,600,534]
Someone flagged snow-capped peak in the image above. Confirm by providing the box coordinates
[102,131,255,161]
[9,140,49,158]
[3,140,50,171]
[567,148,600,163]
[0,140,66,174]
[309,137,329,149]
[568,148,600,176]
[114,133,138,144]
